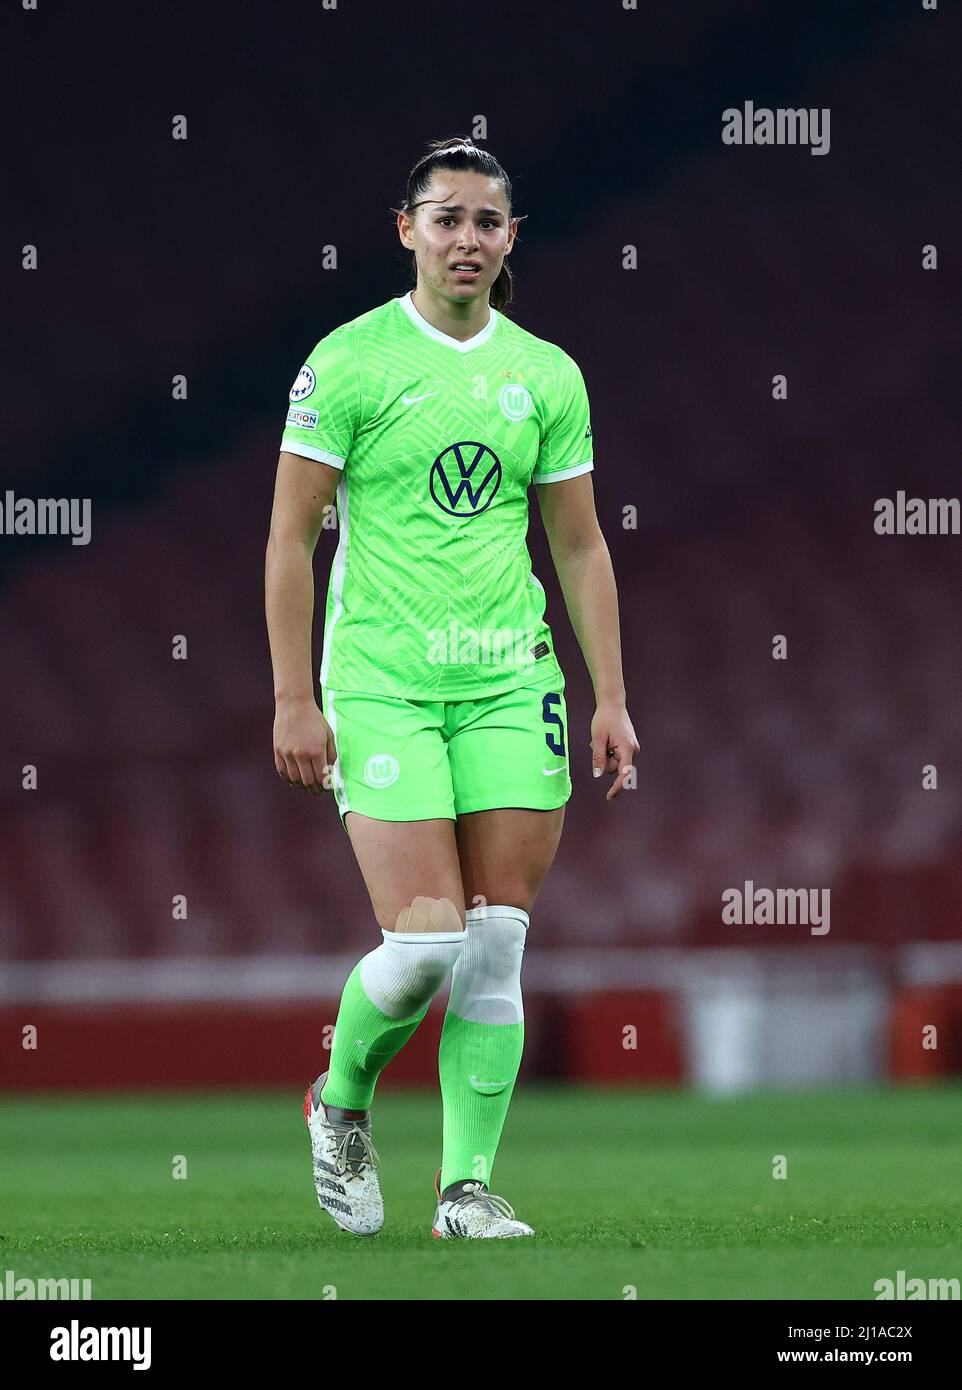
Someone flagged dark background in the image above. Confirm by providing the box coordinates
[1,0,960,1087]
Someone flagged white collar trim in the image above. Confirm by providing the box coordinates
[398,290,499,353]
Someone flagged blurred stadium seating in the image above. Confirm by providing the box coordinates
[3,2,960,1089]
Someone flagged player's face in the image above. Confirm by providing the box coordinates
[400,170,516,302]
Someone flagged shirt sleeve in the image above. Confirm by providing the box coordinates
[279,325,361,470]
[531,351,594,484]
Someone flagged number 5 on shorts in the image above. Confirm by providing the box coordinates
[542,692,565,756]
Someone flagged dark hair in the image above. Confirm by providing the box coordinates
[392,136,525,313]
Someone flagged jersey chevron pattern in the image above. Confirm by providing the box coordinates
[280,291,594,700]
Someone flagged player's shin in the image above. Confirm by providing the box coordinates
[322,897,466,1111]
[437,905,528,1193]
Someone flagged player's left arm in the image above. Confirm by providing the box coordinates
[535,473,640,800]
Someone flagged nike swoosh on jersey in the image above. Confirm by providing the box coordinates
[542,767,565,776]
[402,391,438,404]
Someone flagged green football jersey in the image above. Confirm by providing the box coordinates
[279,290,593,700]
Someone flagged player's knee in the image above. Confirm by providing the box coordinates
[362,897,467,1017]
[393,895,465,934]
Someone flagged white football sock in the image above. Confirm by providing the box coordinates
[447,905,528,1024]
[359,926,467,1020]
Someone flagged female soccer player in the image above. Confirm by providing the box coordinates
[265,136,638,1239]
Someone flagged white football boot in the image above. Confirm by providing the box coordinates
[303,1072,383,1236]
[431,1169,535,1239]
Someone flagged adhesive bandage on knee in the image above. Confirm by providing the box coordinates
[393,895,465,937]
[359,896,467,1020]
[446,905,529,1025]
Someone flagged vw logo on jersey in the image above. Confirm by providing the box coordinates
[498,382,532,422]
[363,753,399,788]
[430,441,502,517]
[289,364,316,402]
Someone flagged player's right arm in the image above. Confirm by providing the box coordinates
[265,450,341,795]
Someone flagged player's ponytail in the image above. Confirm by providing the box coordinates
[393,135,525,314]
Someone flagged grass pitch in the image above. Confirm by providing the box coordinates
[2,1085,960,1300]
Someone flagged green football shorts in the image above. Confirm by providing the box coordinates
[320,666,571,831]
